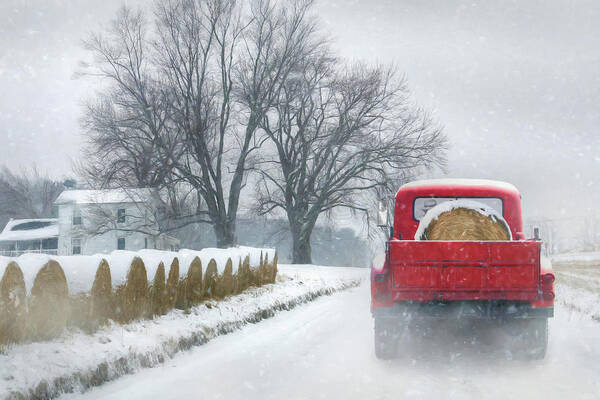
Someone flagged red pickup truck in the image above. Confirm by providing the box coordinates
[371,179,555,359]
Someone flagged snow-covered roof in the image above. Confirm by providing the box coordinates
[0,218,59,242]
[54,188,152,205]
[400,179,519,193]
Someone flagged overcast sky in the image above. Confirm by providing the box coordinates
[0,0,599,222]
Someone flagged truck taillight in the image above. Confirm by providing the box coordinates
[542,274,555,286]
[542,291,555,301]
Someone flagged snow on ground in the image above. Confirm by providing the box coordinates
[0,265,365,400]
[547,252,600,321]
[552,251,600,265]
[63,276,600,400]
[0,247,276,295]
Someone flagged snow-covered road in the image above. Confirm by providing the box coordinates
[63,280,600,400]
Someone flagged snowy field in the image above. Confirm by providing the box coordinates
[552,252,600,322]
[0,265,365,400]
[552,251,600,267]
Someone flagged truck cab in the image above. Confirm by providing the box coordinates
[371,179,554,359]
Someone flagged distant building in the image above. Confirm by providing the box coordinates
[0,218,59,256]
[51,188,180,256]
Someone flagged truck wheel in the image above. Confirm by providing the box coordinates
[374,317,398,360]
[524,318,548,360]
[505,318,548,360]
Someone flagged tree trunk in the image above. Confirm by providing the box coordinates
[214,218,236,248]
[291,225,313,264]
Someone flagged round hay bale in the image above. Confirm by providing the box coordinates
[416,200,511,241]
[185,257,203,305]
[238,256,250,291]
[260,253,270,286]
[248,267,259,287]
[270,252,278,284]
[203,259,218,298]
[69,293,91,331]
[116,257,148,323]
[232,259,243,294]
[175,277,187,310]
[90,259,113,326]
[215,258,234,299]
[149,262,166,316]
[0,262,27,344]
[29,260,69,341]
[166,258,179,310]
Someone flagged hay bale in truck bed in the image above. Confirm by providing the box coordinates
[28,260,69,341]
[0,262,27,345]
[415,200,511,241]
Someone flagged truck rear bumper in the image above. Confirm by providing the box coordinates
[373,301,553,320]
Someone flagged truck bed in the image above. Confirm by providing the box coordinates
[388,240,541,302]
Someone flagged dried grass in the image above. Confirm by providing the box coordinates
[0,262,27,345]
[29,260,69,341]
[422,208,511,240]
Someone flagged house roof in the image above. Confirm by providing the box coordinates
[0,218,59,242]
[54,188,152,205]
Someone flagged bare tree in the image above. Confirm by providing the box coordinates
[255,58,447,263]
[0,166,64,228]
[80,0,317,247]
[77,6,203,240]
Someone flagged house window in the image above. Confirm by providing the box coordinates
[117,208,126,224]
[72,238,81,255]
[73,208,82,225]
[117,237,126,250]
[144,237,148,249]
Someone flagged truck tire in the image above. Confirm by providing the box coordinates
[524,318,548,360]
[374,317,398,360]
[505,318,548,360]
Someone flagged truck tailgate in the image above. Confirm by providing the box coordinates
[389,240,541,301]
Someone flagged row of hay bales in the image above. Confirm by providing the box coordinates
[0,252,277,346]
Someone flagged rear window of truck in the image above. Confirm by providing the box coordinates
[413,197,504,221]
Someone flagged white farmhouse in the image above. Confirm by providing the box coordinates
[54,188,180,255]
[0,218,59,256]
